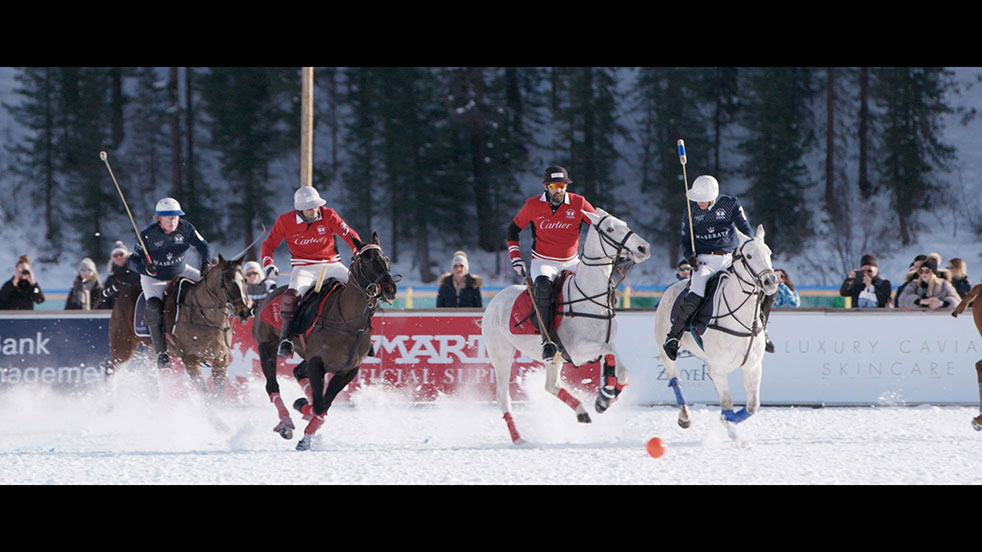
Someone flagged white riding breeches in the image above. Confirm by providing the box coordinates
[140,266,202,301]
[689,253,732,297]
[289,262,350,297]
[530,257,579,282]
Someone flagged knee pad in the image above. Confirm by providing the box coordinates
[533,276,553,304]
[144,297,164,324]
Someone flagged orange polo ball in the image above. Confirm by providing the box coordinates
[646,437,666,458]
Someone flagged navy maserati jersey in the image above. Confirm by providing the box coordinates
[127,219,215,281]
[679,195,752,258]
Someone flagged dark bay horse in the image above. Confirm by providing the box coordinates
[951,284,982,430]
[106,255,252,397]
[252,232,397,450]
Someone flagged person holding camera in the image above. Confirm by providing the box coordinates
[839,254,892,308]
[0,254,45,310]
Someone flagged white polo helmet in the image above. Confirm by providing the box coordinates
[155,197,185,216]
[294,186,327,210]
[687,175,719,203]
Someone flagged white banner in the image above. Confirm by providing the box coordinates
[613,309,982,406]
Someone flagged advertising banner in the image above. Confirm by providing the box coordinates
[2,309,979,406]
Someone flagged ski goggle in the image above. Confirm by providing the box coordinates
[546,182,568,191]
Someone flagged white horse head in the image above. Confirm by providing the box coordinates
[733,224,778,296]
[582,208,651,265]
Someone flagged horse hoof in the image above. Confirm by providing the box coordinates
[278,428,294,440]
[293,398,308,412]
[678,418,691,429]
[972,416,982,431]
[577,412,592,424]
[296,436,311,451]
[512,437,528,446]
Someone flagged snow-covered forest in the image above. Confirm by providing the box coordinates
[1,67,980,291]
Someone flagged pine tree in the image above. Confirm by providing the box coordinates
[546,67,626,208]
[635,67,714,266]
[198,67,298,256]
[872,67,956,245]
[737,67,818,255]
[2,68,65,258]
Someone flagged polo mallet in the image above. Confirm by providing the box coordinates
[678,139,696,256]
[523,269,562,364]
[100,151,153,268]
[314,264,329,293]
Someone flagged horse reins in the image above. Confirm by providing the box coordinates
[705,238,774,366]
[557,215,638,343]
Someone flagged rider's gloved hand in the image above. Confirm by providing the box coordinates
[511,259,526,278]
[265,265,279,280]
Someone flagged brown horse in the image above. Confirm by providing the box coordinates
[252,232,397,450]
[951,284,982,430]
[106,255,252,397]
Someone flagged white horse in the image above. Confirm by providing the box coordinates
[653,224,778,436]
[481,209,651,444]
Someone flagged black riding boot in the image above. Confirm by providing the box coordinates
[663,292,703,361]
[145,297,170,369]
[761,292,776,353]
[533,276,557,360]
[278,289,299,359]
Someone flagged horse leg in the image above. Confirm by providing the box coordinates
[973,360,982,431]
[661,352,692,428]
[296,356,327,451]
[544,359,591,424]
[258,341,295,439]
[183,356,209,395]
[210,357,229,400]
[292,360,315,421]
[595,353,628,413]
[484,330,524,444]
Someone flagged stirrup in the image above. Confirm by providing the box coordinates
[663,337,680,361]
[542,341,558,361]
[277,339,294,359]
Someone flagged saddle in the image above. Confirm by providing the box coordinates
[509,271,570,337]
[131,278,195,338]
[259,279,345,339]
[670,270,728,349]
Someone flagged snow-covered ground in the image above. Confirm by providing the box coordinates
[1,366,979,485]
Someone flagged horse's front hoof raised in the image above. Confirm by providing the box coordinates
[274,417,295,440]
[678,418,691,429]
[296,435,312,451]
[972,416,982,431]
[577,412,592,424]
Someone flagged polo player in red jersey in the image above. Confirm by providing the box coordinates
[260,186,362,358]
[506,165,597,360]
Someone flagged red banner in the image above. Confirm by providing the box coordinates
[230,311,600,402]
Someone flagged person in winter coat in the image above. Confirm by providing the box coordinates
[947,257,972,299]
[97,241,141,309]
[0,254,45,310]
[898,257,961,311]
[893,254,927,307]
[840,253,892,308]
[65,257,104,310]
[242,260,276,305]
[773,268,800,308]
[436,251,483,308]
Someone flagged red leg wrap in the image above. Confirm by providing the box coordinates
[299,378,314,402]
[556,388,582,410]
[270,393,290,419]
[503,412,522,443]
[304,414,325,436]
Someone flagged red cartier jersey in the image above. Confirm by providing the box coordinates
[260,207,361,268]
[509,192,596,263]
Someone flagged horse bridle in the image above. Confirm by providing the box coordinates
[347,244,397,310]
[706,238,775,365]
[561,215,638,342]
